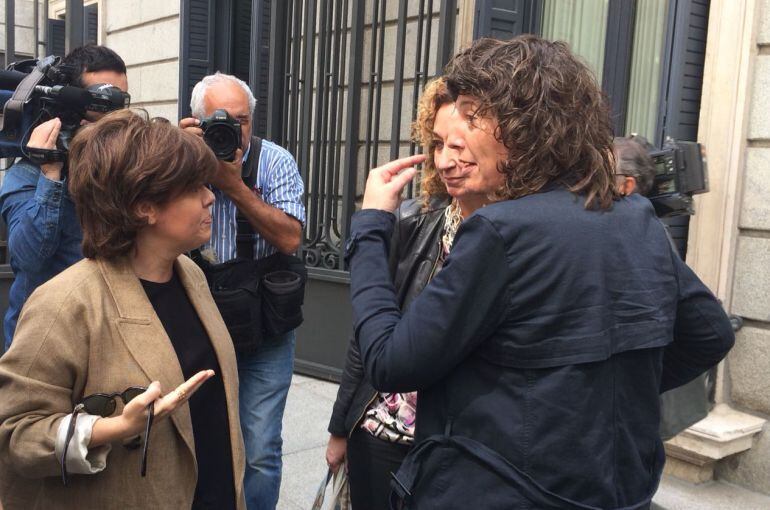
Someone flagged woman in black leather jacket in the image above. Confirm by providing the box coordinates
[325,78,504,509]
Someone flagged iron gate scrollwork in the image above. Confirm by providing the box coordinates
[267,0,457,273]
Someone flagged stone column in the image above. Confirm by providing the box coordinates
[666,0,769,491]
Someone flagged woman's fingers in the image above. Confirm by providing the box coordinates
[362,154,424,212]
[132,381,163,408]
[154,370,215,416]
[388,166,418,191]
[375,154,426,181]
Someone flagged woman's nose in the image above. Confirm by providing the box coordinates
[203,187,215,207]
[435,144,459,170]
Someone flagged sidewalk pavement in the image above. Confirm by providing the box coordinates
[278,374,770,510]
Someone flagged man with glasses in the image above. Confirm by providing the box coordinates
[613,135,656,197]
[181,72,305,510]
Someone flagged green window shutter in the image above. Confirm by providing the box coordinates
[657,0,709,144]
[251,0,271,138]
[657,0,710,259]
[47,18,66,58]
[179,0,216,119]
[84,4,98,45]
[474,0,540,40]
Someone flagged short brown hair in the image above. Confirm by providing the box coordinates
[411,78,453,204]
[68,109,217,259]
[444,35,617,209]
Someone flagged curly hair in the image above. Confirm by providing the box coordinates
[444,35,617,209]
[68,109,217,259]
[411,78,453,204]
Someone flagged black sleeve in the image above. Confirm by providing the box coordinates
[349,210,510,392]
[327,207,405,436]
[660,252,735,393]
[327,334,365,437]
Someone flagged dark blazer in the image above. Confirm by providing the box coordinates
[347,188,734,509]
[328,197,447,438]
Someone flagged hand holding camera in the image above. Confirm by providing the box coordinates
[27,118,64,181]
[180,108,245,193]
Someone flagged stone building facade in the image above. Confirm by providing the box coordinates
[688,0,770,494]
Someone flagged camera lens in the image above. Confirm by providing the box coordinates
[204,124,240,161]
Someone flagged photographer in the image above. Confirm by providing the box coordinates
[613,135,656,197]
[180,72,305,510]
[0,45,128,350]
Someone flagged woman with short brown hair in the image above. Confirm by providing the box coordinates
[0,109,246,509]
[347,35,734,508]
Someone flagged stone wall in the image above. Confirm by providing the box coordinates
[102,0,181,122]
[0,0,44,58]
[715,0,770,495]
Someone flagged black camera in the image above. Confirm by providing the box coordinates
[200,109,241,162]
[648,139,708,217]
[0,56,130,160]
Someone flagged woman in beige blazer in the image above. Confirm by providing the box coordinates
[0,110,246,509]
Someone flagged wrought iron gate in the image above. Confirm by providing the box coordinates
[264,0,458,378]
[268,0,457,273]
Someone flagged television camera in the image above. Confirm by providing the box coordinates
[0,55,130,164]
[647,139,708,218]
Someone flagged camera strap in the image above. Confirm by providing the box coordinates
[235,135,263,260]
[25,146,68,164]
[0,63,47,132]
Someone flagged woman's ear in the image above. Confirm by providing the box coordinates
[135,202,158,225]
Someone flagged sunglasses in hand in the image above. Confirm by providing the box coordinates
[61,386,154,487]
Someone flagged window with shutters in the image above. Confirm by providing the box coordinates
[475,0,709,258]
[179,0,271,137]
[46,4,99,58]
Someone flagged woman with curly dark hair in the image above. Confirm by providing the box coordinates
[326,77,504,509]
[346,35,734,508]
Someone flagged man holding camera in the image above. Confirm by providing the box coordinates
[0,45,128,351]
[181,72,305,510]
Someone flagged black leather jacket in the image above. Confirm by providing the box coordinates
[327,196,448,437]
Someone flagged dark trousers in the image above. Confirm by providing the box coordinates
[347,427,412,510]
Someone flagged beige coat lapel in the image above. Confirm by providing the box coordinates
[175,256,246,506]
[96,257,196,463]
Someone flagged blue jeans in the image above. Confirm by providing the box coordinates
[237,330,295,510]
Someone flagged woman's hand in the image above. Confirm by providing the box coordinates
[362,154,426,212]
[90,370,215,447]
[26,118,64,181]
[326,434,348,474]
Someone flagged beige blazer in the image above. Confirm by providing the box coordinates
[0,255,246,509]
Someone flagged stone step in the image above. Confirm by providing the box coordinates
[652,474,770,510]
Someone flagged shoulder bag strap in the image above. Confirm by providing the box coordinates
[235,136,263,260]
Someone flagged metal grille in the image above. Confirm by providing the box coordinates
[268,0,457,272]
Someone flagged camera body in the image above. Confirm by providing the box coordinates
[200,109,241,162]
[647,139,708,217]
[0,56,130,160]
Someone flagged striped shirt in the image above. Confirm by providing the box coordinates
[203,139,305,262]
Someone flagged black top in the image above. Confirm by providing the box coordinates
[347,189,734,508]
[141,271,236,510]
